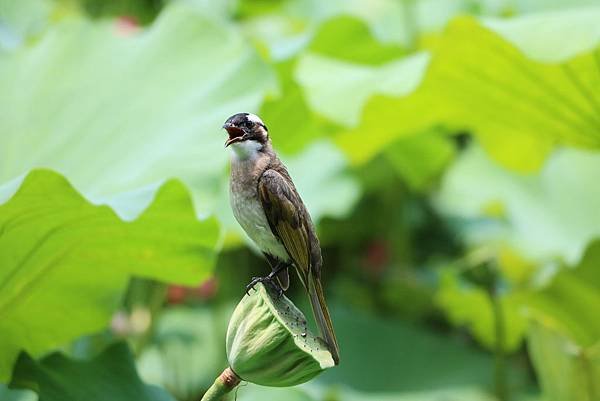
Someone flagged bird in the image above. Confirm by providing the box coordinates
[223,112,340,365]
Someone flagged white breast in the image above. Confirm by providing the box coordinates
[230,186,289,261]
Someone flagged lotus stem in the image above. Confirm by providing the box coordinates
[200,367,241,401]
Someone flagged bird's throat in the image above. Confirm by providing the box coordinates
[230,140,262,160]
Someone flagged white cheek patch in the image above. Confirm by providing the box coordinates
[230,140,262,160]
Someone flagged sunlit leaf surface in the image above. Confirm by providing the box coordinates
[437,145,600,264]
[296,51,429,128]
[0,170,219,381]
[337,10,600,169]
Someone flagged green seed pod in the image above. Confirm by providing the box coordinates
[226,283,335,387]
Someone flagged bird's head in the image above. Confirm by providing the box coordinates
[223,113,269,150]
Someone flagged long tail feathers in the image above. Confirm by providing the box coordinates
[308,273,340,365]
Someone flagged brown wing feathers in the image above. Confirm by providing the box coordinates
[258,168,340,364]
[258,169,310,283]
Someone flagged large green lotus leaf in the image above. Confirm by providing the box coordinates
[290,0,530,47]
[482,6,600,62]
[295,51,429,128]
[436,145,600,264]
[335,90,437,165]
[0,2,274,220]
[259,16,408,152]
[10,342,176,401]
[305,16,405,65]
[240,0,410,61]
[526,241,600,401]
[0,169,219,382]
[409,0,600,36]
[239,0,477,63]
[338,10,600,170]
[289,15,425,129]
[296,0,411,45]
[513,0,600,14]
[240,0,600,61]
[239,12,311,62]
[259,15,411,144]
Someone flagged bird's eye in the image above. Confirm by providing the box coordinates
[243,121,253,129]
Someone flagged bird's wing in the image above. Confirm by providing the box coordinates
[259,168,340,364]
[258,169,311,285]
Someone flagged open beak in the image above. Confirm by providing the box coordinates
[223,123,245,147]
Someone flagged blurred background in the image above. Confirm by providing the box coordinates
[1,0,600,401]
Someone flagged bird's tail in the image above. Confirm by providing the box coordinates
[308,273,340,365]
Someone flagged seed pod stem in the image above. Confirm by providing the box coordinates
[200,367,240,401]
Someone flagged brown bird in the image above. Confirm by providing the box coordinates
[223,112,340,364]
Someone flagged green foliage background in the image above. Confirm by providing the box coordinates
[0,0,599,400]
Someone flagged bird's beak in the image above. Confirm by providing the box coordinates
[223,123,244,147]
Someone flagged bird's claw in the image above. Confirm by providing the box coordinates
[245,275,283,296]
[245,276,263,295]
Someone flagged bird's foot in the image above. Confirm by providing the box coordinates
[245,276,264,294]
[245,275,283,297]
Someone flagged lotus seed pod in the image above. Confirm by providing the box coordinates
[226,283,335,387]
